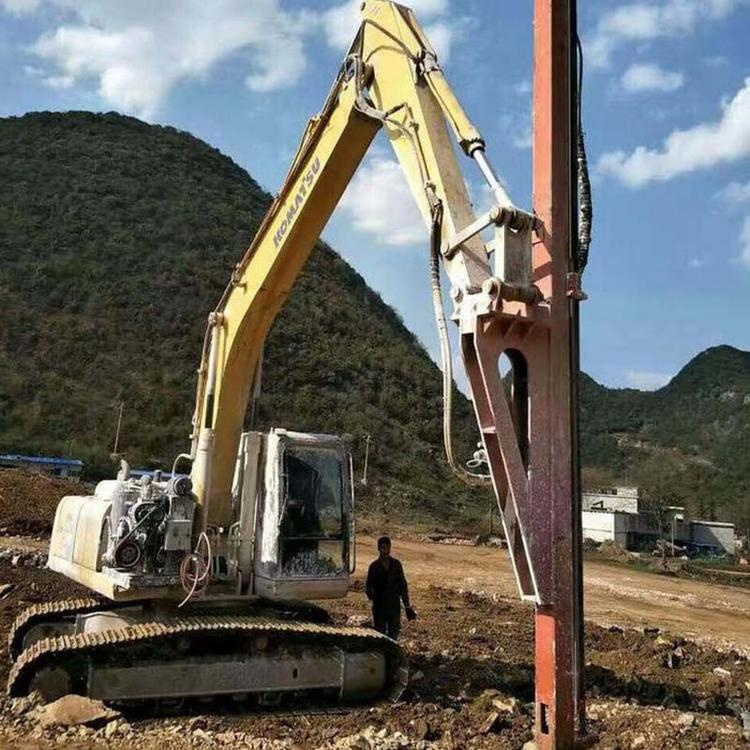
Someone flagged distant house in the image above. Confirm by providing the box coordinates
[0,453,83,478]
[582,485,735,557]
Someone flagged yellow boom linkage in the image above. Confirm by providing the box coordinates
[190,1,499,529]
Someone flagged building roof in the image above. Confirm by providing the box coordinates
[691,519,735,528]
[0,453,84,467]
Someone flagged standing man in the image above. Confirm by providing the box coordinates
[365,536,415,640]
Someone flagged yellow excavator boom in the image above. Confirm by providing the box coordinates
[190,0,524,528]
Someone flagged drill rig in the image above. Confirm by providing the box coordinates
[9,0,579,724]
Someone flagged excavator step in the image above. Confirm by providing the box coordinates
[8,612,408,704]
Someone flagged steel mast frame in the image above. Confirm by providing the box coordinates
[457,1,581,746]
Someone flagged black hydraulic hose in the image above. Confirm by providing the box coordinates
[576,35,592,273]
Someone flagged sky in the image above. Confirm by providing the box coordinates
[1,0,749,393]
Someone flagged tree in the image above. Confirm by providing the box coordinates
[634,458,684,563]
[736,496,750,557]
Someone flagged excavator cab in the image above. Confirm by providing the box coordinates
[235,429,355,601]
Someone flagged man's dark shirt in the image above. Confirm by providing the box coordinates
[366,557,409,613]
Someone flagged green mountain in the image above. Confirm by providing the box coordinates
[0,111,482,532]
[580,345,750,528]
[1,111,747,534]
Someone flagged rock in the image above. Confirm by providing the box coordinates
[10,554,23,568]
[479,710,499,734]
[0,583,14,599]
[412,718,430,740]
[631,735,647,748]
[643,627,660,637]
[37,695,120,729]
[188,715,208,731]
[740,710,750,731]
[656,635,673,647]
[10,691,42,717]
[676,713,695,728]
[104,719,120,739]
[666,647,684,669]
[608,624,625,634]
[491,696,519,713]
[346,615,370,627]
[713,667,731,679]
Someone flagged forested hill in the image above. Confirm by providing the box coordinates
[0,111,747,532]
[0,111,480,531]
[580,345,750,528]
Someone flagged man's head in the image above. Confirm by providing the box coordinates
[377,535,391,559]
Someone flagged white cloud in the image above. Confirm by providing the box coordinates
[318,0,455,60]
[626,370,672,390]
[339,156,427,246]
[687,258,703,268]
[739,216,750,268]
[587,0,748,69]
[43,74,74,89]
[422,21,454,63]
[11,0,464,118]
[715,180,750,205]
[512,127,533,150]
[0,0,42,12]
[621,62,684,93]
[16,0,311,118]
[500,109,533,151]
[704,55,729,67]
[714,182,750,270]
[598,77,750,187]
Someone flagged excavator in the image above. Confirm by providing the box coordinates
[8,0,582,727]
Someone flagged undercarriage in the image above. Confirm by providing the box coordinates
[8,598,408,706]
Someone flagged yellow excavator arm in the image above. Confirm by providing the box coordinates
[189,0,536,529]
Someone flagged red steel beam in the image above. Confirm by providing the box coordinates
[458,1,581,745]
[533,0,577,747]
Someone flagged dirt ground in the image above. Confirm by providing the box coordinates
[0,531,748,749]
[363,537,750,656]
[0,471,85,536]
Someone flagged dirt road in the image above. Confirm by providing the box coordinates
[356,536,750,654]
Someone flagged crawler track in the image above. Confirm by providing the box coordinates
[9,597,129,660]
[8,606,408,703]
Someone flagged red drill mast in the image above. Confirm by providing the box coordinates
[461,1,583,746]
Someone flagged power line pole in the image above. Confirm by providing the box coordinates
[112,401,125,455]
[361,434,371,486]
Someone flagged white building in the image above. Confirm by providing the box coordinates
[582,486,735,557]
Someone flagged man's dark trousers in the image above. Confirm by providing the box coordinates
[372,605,400,640]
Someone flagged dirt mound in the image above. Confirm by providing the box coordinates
[597,539,631,560]
[0,470,86,536]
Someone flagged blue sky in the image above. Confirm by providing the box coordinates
[1,0,749,392]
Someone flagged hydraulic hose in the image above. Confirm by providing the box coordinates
[429,203,490,487]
